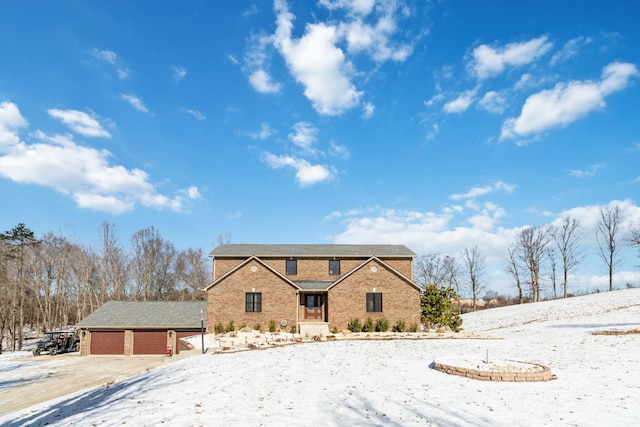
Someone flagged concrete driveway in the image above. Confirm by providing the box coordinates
[0,349,198,416]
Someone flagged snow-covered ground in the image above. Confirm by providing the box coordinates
[2,288,639,426]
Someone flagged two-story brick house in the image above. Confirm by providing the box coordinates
[204,244,422,335]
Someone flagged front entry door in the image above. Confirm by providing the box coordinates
[305,294,323,320]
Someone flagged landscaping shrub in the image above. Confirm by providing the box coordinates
[409,322,419,332]
[421,284,463,332]
[268,319,277,332]
[214,322,224,334]
[253,323,261,332]
[289,324,297,334]
[347,318,362,332]
[226,320,235,332]
[375,317,389,332]
[393,320,406,332]
[362,317,375,332]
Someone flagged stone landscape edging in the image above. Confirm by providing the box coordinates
[431,360,555,382]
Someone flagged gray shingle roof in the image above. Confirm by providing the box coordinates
[210,244,416,258]
[294,280,334,290]
[77,301,206,329]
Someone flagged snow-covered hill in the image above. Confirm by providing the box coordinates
[2,288,639,426]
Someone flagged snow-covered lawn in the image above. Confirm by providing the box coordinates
[2,288,639,426]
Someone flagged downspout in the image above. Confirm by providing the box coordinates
[295,290,299,333]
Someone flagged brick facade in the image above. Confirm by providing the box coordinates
[205,245,421,334]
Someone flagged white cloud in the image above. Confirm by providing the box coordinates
[566,163,604,178]
[47,109,111,138]
[0,101,29,145]
[183,108,206,121]
[90,48,129,79]
[443,90,476,113]
[501,62,638,140]
[262,152,335,186]
[362,102,375,119]
[450,181,515,201]
[550,36,593,65]
[172,66,187,82]
[470,36,553,80]
[120,94,150,114]
[318,0,375,16]
[288,121,319,154]
[0,102,196,213]
[249,122,276,139]
[329,140,350,159]
[478,90,507,114]
[249,69,282,93]
[273,0,362,115]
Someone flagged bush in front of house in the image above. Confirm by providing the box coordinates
[409,322,419,332]
[421,283,463,332]
[375,317,389,332]
[253,323,261,332]
[268,319,277,332]
[226,320,235,332]
[214,322,224,334]
[347,318,362,332]
[362,317,375,332]
[289,324,297,334]
[393,320,406,332]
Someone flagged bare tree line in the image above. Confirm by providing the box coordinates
[416,204,640,311]
[0,221,211,352]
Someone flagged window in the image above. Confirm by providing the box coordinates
[366,292,383,312]
[286,259,297,275]
[246,292,262,312]
[329,259,340,275]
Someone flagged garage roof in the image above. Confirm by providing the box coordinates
[210,244,416,258]
[77,301,207,329]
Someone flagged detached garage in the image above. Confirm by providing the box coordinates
[77,301,206,356]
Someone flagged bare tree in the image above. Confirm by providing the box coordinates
[630,225,640,270]
[130,227,178,300]
[176,248,211,300]
[98,222,130,302]
[506,245,524,304]
[414,254,459,290]
[461,245,485,311]
[550,217,583,298]
[547,248,558,299]
[596,205,622,292]
[515,226,550,302]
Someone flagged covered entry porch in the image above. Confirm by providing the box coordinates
[296,281,331,336]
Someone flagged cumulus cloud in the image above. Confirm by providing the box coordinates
[249,69,282,93]
[120,94,150,113]
[478,90,508,114]
[0,102,197,214]
[273,0,362,115]
[288,121,318,153]
[501,61,638,140]
[470,36,553,80]
[243,0,414,116]
[47,109,111,138]
[443,90,476,113]
[362,102,375,119]
[262,152,335,186]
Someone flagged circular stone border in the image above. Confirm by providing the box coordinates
[431,360,555,382]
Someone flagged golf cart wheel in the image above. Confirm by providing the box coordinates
[49,348,57,356]
[33,348,40,356]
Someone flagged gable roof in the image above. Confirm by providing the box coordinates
[210,244,416,258]
[203,256,301,292]
[77,301,206,329]
[328,256,423,292]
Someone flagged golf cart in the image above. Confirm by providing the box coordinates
[32,330,79,356]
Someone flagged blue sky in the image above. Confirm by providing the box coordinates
[1,0,639,295]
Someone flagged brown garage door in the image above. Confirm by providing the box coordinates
[90,331,125,355]
[133,330,167,354]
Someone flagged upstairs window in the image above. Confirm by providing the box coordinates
[366,292,383,312]
[286,259,297,275]
[246,292,262,312]
[329,259,340,275]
